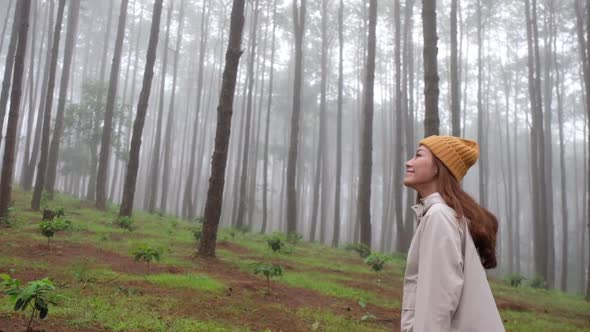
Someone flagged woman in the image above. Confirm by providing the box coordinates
[401,135,505,332]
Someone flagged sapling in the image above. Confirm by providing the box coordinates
[0,274,63,331]
[39,216,72,249]
[253,262,283,294]
[131,244,162,273]
[266,232,286,253]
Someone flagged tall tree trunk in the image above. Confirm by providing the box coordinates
[0,0,22,144]
[422,0,439,136]
[286,0,306,235]
[524,0,548,283]
[450,0,460,137]
[236,0,260,229]
[119,0,164,217]
[261,0,277,234]
[161,0,185,212]
[403,0,416,244]
[477,0,486,206]
[393,0,405,252]
[0,0,31,219]
[357,0,377,248]
[311,0,328,242]
[146,1,172,213]
[96,0,129,209]
[45,0,81,198]
[183,0,209,220]
[197,0,246,257]
[98,0,115,82]
[20,0,40,189]
[31,0,66,211]
[332,0,344,248]
[584,0,590,301]
[22,0,54,192]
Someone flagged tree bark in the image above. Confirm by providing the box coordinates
[332,0,344,248]
[286,0,306,235]
[0,0,31,219]
[197,0,246,257]
[95,0,129,209]
[45,0,81,198]
[119,0,164,217]
[31,0,66,211]
[146,0,172,213]
[236,0,260,229]
[450,0,460,137]
[261,0,277,234]
[0,0,22,144]
[357,0,377,248]
[160,0,185,212]
[98,0,115,82]
[22,0,54,192]
[422,0,439,136]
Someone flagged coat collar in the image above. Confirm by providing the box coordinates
[411,192,445,221]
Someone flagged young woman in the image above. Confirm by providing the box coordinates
[401,135,505,332]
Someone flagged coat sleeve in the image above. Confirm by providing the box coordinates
[413,207,464,332]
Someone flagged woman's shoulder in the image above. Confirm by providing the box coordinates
[422,202,463,233]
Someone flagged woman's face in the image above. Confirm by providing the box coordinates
[403,145,438,190]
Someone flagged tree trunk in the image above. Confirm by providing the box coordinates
[450,0,460,137]
[20,0,40,189]
[310,0,328,242]
[422,0,439,136]
[183,0,210,220]
[403,0,416,245]
[236,0,260,229]
[0,0,31,219]
[31,0,66,211]
[96,0,129,209]
[357,0,377,248]
[98,0,115,82]
[197,0,246,257]
[261,0,277,234]
[477,0,486,206]
[286,0,307,235]
[146,1,172,213]
[584,0,590,301]
[160,0,185,212]
[0,0,22,144]
[332,0,344,248]
[119,0,164,217]
[22,0,54,192]
[393,0,405,252]
[45,0,81,198]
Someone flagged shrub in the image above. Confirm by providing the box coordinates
[115,216,135,231]
[505,273,526,288]
[364,253,388,273]
[253,262,283,294]
[286,232,303,245]
[345,243,371,259]
[529,275,547,289]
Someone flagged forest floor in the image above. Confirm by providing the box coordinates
[0,190,589,332]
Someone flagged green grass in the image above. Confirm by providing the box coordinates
[142,273,225,292]
[297,307,386,332]
[501,310,590,332]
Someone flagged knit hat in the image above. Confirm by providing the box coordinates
[419,135,479,182]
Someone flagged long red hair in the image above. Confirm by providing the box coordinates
[431,157,499,269]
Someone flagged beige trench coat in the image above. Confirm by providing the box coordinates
[401,192,505,332]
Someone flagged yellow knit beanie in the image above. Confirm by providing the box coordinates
[419,135,479,182]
